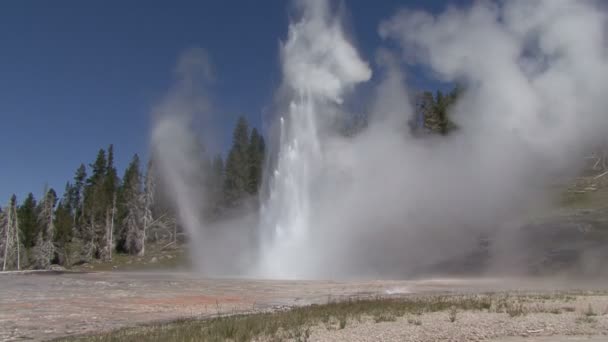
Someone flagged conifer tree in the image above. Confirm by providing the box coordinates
[209,154,225,211]
[72,164,87,220]
[100,145,118,261]
[223,116,250,206]
[81,149,107,261]
[54,184,74,265]
[67,164,87,264]
[247,128,265,195]
[18,193,37,249]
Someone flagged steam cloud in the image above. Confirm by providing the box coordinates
[152,0,608,279]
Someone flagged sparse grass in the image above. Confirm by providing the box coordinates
[505,301,526,317]
[54,295,498,342]
[449,306,457,322]
[549,308,562,314]
[54,293,590,342]
[576,315,598,324]
[563,306,576,312]
[374,313,396,323]
[407,317,422,326]
[584,304,598,317]
[338,317,346,329]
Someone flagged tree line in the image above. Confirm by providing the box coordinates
[0,87,458,271]
[0,116,264,270]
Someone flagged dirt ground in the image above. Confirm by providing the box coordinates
[1,271,607,341]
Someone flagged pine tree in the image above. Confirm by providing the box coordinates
[99,144,118,261]
[81,149,107,261]
[246,128,265,195]
[18,193,37,249]
[209,154,225,212]
[72,164,87,220]
[54,184,74,265]
[67,164,87,265]
[223,116,250,206]
[415,88,459,135]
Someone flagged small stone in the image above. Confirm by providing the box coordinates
[150,257,158,263]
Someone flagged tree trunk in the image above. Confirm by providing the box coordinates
[15,210,19,271]
[3,205,11,271]
[109,194,116,261]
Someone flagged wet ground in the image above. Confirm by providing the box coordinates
[1,271,607,341]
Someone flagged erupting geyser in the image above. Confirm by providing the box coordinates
[152,0,608,280]
[257,1,372,278]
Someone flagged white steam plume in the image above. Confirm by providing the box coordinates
[257,0,608,279]
[151,48,212,272]
[258,0,371,278]
[152,48,258,275]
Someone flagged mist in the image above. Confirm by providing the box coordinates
[151,0,608,279]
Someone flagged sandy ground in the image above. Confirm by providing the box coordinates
[1,271,607,341]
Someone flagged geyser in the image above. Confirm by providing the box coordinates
[152,0,608,279]
[257,0,372,278]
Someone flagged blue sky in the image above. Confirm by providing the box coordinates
[0,0,463,203]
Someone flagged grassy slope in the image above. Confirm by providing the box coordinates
[70,243,190,272]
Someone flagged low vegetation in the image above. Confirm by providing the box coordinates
[53,293,598,342]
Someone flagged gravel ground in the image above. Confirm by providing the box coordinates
[302,296,608,342]
[1,271,608,341]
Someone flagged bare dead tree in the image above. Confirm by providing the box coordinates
[109,193,116,261]
[124,193,143,255]
[33,190,56,269]
[100,193,117,262]
[1,207,9,271]
[1,197,22,271]
[14,205,20,271]
[140,162,157,256]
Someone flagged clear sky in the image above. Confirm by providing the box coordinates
[0,0,464,203]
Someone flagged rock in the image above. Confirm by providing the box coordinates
[48,265,66,271]
[166,255,174,259]
[150,257,158,264]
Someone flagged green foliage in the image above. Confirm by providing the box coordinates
[104,144,119,205]
[223,116,265,207]
[415,86,460,135]
[72,164,87,218]
[247,128,265,195]
[117,154,142,254]
[54,183,74,247]
[223,116,251,206]
[12,116,266,267]
[17,192,37,248]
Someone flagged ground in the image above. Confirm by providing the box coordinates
[2,173,608,341]
[2,272,608,341]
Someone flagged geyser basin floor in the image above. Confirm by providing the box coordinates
[1,272,608,341]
